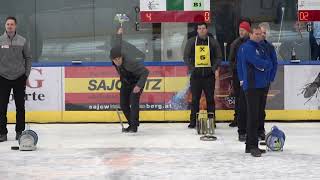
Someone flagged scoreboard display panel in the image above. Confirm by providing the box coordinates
[140,0,211,23]
[298,0,320,21]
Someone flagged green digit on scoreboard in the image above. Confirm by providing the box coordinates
[192,0,204,10]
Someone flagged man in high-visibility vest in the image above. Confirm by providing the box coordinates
[183,22,222,128]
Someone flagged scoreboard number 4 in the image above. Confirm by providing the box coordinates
[146,13,152,21]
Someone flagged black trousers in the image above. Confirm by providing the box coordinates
[232,69,240,123]
[258,86,269,134]
[120,82,142,127]
[190,75,215,122]
[245,88,265,149]
[237,88,247,135]
[0,75,26,135]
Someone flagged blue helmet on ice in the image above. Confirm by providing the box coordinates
[266,126,285,151]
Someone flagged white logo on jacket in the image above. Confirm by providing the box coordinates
[256,49,260,55]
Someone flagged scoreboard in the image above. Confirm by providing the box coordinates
[140,0,211,23]
[298,0,320,21]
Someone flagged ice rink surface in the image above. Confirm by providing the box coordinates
[0,122,320,180]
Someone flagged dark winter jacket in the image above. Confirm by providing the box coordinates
[229,36,248,72]
[111,35,149,88]
[183,36,222,78]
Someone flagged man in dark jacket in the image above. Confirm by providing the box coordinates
[228,22,251,143]
[237,25,273,157]
[310,22,320,60]
[0,17,32,142]
[110,28,149,133]
[258,22,278,140]
[183,22,222,128]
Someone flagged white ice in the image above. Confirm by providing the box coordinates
[0,123,320,180]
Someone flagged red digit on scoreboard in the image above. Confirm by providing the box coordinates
[146,13,152,21]
[299,11,309,21]
[204,12,210,22]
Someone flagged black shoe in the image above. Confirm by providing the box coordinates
[123,126,138,133]
[258,132,266,141]
[188,122,196,129]
[250,148,262,157]
[229,121,237,127]
[0,134,7,142]
[238,134,246,142]
[259,148,266,154]
[129,126,138,133]
[245,147,266,154]
[16,132,22,140]
[123,126,131,132]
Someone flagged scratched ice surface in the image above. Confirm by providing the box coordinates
[0,123,320,180]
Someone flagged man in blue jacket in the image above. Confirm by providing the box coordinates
[258,22,278,140]
[237,25,273,157]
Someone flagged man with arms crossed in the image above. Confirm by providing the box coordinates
[237,25,272,157]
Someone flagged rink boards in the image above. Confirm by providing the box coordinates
[7,63,320,122]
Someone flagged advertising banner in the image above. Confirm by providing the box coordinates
[285,66,320,110]
[266,66,284,110]
[64,65,260,111]
[8,67,62,111]
[65,66,169,111]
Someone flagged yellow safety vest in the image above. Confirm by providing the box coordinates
[195,36,211,68]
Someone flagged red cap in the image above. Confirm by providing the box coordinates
[239,21,251,33]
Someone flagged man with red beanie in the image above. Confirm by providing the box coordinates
[228,21,251,142]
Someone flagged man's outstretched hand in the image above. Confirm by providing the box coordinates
[117,27,123,35]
